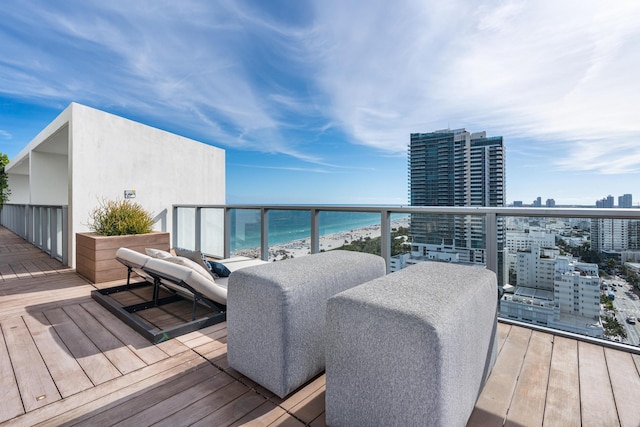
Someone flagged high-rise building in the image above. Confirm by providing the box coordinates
[592,193,639,256]
[596,195,614,208]
[619,193,633,208]
[407,129,506,283]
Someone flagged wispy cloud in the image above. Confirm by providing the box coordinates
[0,130,10,139]
[0,0,639,179]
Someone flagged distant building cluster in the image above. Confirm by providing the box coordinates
[512,196,556,207]
[596,193,633,208]
[512,193,634,208]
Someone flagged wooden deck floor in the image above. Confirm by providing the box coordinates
[1,227,640,426]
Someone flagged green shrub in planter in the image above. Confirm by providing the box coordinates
[88,198,154,236]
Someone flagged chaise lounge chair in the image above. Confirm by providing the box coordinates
[91,247,266,342]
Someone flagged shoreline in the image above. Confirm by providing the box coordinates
[233,217,409,260]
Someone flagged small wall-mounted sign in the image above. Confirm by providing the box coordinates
[124,190,136,199]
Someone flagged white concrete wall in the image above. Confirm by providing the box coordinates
[30,151,68,205]
[7,174,29,204]
[69,103,225,266]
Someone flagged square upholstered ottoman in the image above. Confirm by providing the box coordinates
[227,250,386,398]
[326,261,498,427]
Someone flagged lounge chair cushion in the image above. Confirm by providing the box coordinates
[174,247,214,277]
[165,256,214,283]
[145,247,173,259]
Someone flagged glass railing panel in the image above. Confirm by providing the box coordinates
[175,207,196,250]
[45,207,51,252]
[34,207,42,248]
[55,207,63,259]
[229,208,262,259]
[500,215,640,347]
[318,211,380,255]
[200,207,224,258]
[266,209,311,261]
[406,212,492,272]
[388,212,411,271]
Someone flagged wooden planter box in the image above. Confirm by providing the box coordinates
[76,231,170,284]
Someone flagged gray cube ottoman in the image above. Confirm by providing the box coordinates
[325,261,498,427]
[227,250,386,398]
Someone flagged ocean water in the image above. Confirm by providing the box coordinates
[230,209,407,251]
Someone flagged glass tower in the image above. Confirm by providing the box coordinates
[408,129,506,283]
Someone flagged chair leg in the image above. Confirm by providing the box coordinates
[192,297,198,321]
[152,278,160,306]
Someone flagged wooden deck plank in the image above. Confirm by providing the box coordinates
[20,260,46,277]
[62,304,148,375]
[188,392,270,427]
[178,323,227,349]
[135,306,188,330]
[0,292,94,322]
[43,307,122,385]
[0,263,17,280]
[542,336,581,426]
[605,347,640,427]
[111,369,238,426]
[155,334,191,356]
[287,387,326,425]
[309,413,328,427]
[80,300,170,365]
[275,375,326,412]
[268,414,307,426]
[6,263,30,280]
[222,401,289,427]
[496,321,510,351]
[151,380,252,427]
[632,353,640,373]
[5,351,203,427]
[72,362,222,426]
[504,330,552,426]
[467,324,531,426]
[22,312,94,398]
[0,316,61,411]
[578,341,619,426]
[0,322,24,423]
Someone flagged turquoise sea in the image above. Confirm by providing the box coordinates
[230,209,408,251]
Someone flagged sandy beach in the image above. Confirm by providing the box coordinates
[233,216,409,261]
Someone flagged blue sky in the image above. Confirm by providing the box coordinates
[1,1,639,206]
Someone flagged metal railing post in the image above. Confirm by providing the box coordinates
[195,207,202,251]
[485,212,497,276]
[224,207,231,258]
[261,208,269,262]
[380,210,391,273]
[310,208,320,254]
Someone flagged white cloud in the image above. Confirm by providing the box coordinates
[304,0,640,172]
[1,0,639,178]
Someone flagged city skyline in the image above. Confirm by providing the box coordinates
[1,1,640,206]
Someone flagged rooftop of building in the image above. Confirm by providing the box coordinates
[2,226,640,425]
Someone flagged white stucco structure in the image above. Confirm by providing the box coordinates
[4,103,225,267]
